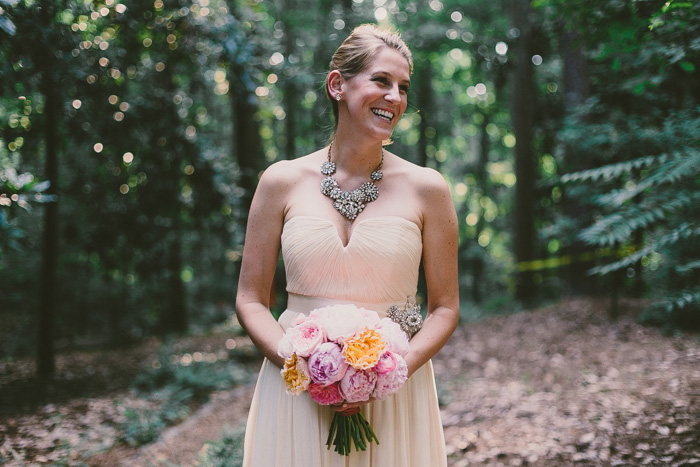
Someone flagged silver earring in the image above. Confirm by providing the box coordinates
[335,94,342,101]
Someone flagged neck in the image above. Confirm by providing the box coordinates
[330,133,384,176]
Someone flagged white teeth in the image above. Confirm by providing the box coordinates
[372,108,394,121]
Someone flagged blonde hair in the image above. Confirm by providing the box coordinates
[326,24,413,129]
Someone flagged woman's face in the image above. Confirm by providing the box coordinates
[339,47,411,141]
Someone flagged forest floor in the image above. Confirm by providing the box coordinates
[1,297,699,466]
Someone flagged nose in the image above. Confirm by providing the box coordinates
[385,83,400,102]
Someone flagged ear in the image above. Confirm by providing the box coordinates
[327,70,344,97]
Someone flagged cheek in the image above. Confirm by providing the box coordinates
[396,100,408,119]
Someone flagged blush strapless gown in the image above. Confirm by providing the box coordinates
[242,216,447,467]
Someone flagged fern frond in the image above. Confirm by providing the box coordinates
[579,190,700,246]
[643,147,700,187]
[592,149,700,207]
[587,223,700,275]
[559,154,664,184]
[658,290,700,312]
[676,261,700,274]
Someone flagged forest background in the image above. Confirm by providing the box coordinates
[1,0,699,465]
[1,0,699,381]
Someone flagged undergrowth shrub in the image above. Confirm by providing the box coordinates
[118,388,192,447]
[132,344,250,402]
[117,344,250,447]
[198,424,246,467]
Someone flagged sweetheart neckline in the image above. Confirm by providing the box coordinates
[283,215,421,249]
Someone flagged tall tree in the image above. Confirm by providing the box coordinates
[226,5,264,223]
[36,0,62,377]
[510,0,537,303]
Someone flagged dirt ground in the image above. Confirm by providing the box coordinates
[1,298,699,466]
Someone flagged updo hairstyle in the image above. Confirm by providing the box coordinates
[326,24,413,129]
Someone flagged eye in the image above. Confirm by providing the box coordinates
[399,84,410,93]
[373,77,389,85]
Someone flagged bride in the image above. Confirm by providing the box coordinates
[236,24,459,466]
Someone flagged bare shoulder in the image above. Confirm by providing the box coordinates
[387,154,454,229]
[387,153,450,197]
[257,150,324,191]
[413,166,453,222]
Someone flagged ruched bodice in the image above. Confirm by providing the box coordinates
[281,216,422,303]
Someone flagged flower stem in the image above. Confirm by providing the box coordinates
[326,411,378,456]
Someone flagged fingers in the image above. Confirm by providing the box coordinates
[329,403,361,415]
[338,407,361,416]
[329,399,375,413]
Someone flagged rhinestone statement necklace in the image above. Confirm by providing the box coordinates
[320,142,384,221]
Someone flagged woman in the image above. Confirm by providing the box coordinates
[236,24,459,466]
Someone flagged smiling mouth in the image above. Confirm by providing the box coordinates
[371,108,395,122]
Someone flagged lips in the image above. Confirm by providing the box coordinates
[371,108,395,122]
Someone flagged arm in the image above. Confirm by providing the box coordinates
[235,162,293,369]
[404,168,460,377]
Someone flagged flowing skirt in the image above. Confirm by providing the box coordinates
[241,295,448,467]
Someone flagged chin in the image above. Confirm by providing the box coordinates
[372,127,395,142]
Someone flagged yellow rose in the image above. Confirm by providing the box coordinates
[281,353,310,396]
[343,328,386,370]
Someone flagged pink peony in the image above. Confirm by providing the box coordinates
[307,382,344,405]
[288,319,326,357]
[291,313,307,326]
[339,366,377,403]
[372,354,408,400]
[308,342,348,386]
[374,317,410,356]
[374,351,399,375]
[312,305,371,343]
[358,308,381,329]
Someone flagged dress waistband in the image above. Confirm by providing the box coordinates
[286,293,406,316]
[280,293,407,329]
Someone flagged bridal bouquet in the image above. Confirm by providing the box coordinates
[278,304,410,455]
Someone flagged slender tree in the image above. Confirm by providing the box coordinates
[36,0,68,377]
[510,0,537,303]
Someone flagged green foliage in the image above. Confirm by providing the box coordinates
[639,290,700,333]
[0,0,271,348]
[198,424,246,467]
[0,167,53,256]
[118,388,192,447]
[1,0,699,355]
[560,116,700,327]
[543,0,700,328]
[117,343,250,447]
[132,345,250,402]
[561,109,700,324]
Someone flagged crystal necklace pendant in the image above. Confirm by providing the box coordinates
[320,142,383,221]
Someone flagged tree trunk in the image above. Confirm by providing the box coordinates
[167,215,188,333]
[560,27,596,295]
[416,63,433,168]
[562,30,590,110]
[510,0,537,304]
[37,0,59,378]
[230,69,264,223]
[472,113,490,303]
[283,0,297,160]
